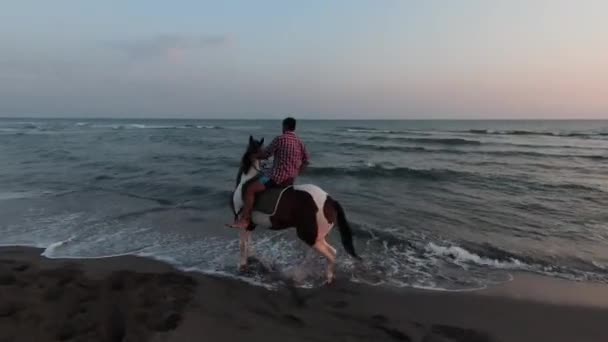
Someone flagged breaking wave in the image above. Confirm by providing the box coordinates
[468,129,608,138]
[307,165,468,180]
[367,136,482,145]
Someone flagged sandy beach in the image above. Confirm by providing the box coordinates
[0,246,606,342]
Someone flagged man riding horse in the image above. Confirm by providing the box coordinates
[228,117,310,229]
[228,119,358,282]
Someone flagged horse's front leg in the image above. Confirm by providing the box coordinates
[246,229,254,258]
[238,229,249,272]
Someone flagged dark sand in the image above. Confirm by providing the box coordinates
[1,247,607,342]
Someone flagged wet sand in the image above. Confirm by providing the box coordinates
[1,246,607,342]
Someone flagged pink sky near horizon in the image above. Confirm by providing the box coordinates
[0,1,606,119]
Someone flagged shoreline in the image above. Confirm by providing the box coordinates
[10,241,608,302]
[1,246,607,342]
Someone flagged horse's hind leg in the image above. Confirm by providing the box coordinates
[292,248,317,283]
[313,238,337,284]
[295,218,336,283]
[325,240,337,258]
[238,229,250,271]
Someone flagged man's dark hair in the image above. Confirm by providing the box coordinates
[283,117,296,131]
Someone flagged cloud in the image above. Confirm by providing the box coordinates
[106,34,229,61]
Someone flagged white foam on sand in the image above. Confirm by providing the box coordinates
[41,236,77,257]
[425,242,528,270]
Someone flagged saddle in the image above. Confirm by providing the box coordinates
[242,177,292,215]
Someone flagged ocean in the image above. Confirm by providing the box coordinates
[0,118,607,290]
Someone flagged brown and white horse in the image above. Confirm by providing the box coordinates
[231,136,360,283]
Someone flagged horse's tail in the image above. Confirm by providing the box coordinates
[332,198,361,260]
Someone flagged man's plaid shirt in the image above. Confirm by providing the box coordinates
[260,131,309,185]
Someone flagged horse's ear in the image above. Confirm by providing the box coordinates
[260,138,264,145]
[249,135,254,145]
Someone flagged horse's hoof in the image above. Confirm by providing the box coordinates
[246,256,259,264]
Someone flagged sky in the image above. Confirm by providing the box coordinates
[0,0,606,119]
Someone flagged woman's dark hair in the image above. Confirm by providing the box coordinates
[283,117,296,131]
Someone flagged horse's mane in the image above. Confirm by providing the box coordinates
[236,137,265,187]
[236,149,252,187]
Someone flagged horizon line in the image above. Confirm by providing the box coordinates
[1,116,606,121]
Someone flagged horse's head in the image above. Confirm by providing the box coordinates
[238,135,264,178]
[246,135,264,158]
